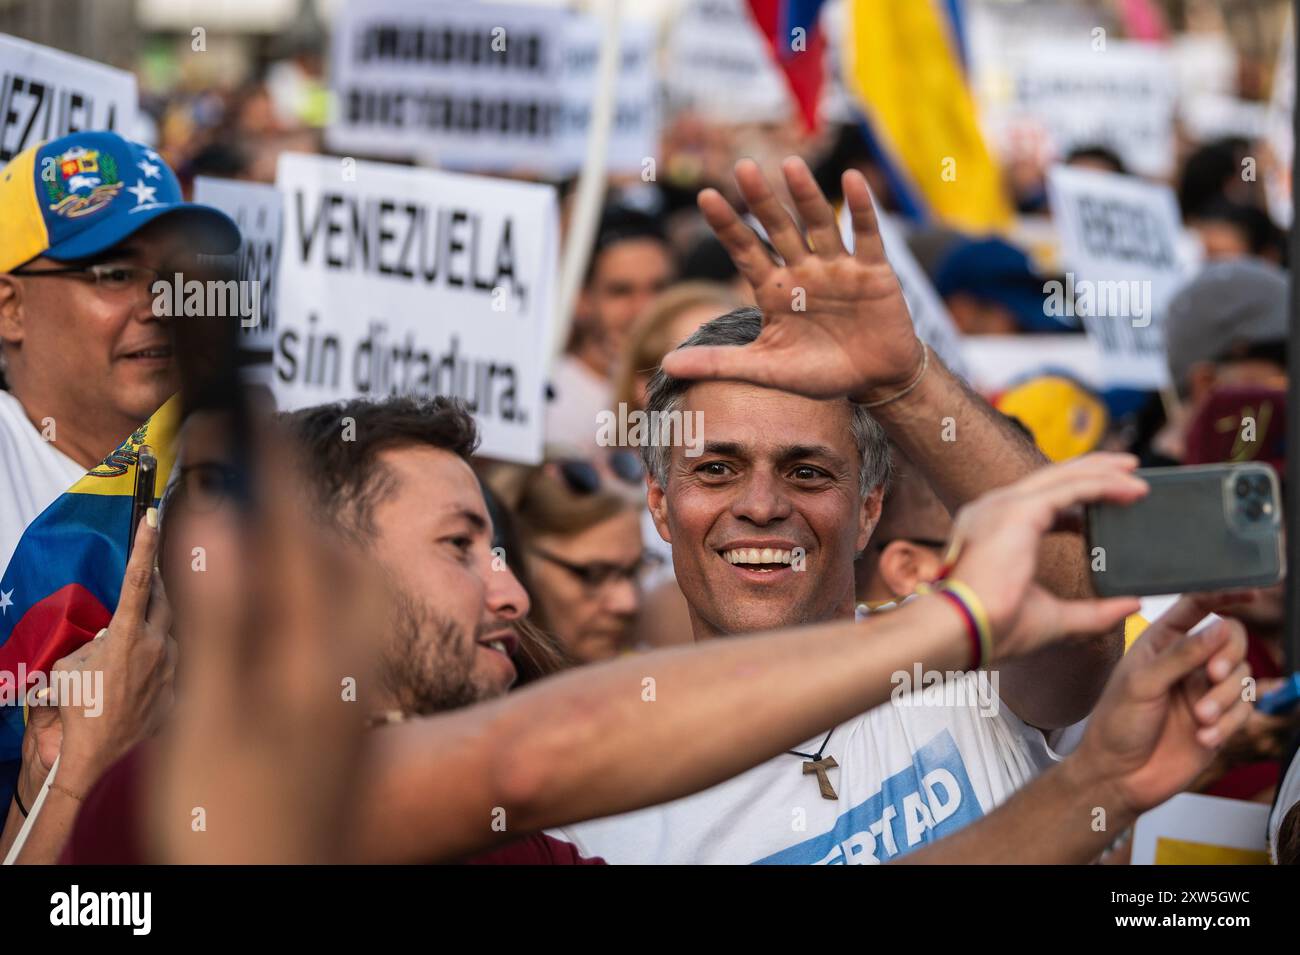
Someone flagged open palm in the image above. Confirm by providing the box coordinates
[660,157,923,403]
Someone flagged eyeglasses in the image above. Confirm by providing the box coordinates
[555,451,644,496]
[530,546,663,591]
[12,263,163,295]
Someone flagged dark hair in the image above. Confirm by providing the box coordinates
[1064,145,1127,176]
[280,395,478,539]
[585,204,668,284]
[642,307,891,495]
[1192,199,1287,261]
[1178,137,1251,218]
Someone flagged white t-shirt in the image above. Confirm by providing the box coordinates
[557,672,1066,864]
[0,389,85,571]
[544,355,613,456]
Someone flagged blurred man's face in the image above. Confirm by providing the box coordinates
[583,239,672,372]
[1,221,183,427]
[524,508,644,663]
[368,446,529,713]
[648,382,880,637]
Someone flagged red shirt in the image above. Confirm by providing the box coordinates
[60,744,603,865]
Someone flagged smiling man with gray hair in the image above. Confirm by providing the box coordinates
[555,157,1124,864]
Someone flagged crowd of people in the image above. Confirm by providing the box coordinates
[0,1,1298,870]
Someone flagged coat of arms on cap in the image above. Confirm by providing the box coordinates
[44,146,124,219]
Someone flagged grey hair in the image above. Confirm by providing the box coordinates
[642,307,891,497]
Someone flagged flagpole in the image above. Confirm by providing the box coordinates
[550,0,623,367]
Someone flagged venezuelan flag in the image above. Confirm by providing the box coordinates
[842,0,1012,232]
[0,397,180,809]
[746,0,829,132]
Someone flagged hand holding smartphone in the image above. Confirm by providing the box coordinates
[1086,463,1285,597]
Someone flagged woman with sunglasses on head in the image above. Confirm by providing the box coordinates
[486,456,651,665]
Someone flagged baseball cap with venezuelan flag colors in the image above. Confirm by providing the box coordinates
[0,130,239,273]
[994,374,1109,463]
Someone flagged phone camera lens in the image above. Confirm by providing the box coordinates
[1245,499,1264,521]
[1254,475,1271,496]
[1235,476,1251,498]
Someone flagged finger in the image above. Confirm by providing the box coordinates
[843,169,887,264]
[659,342,779,387]
[1197,696,1253,748]
[114,508,161,631]
[1194,662,1252,725]
[1049,596,1143,639]
[732,158,809,265]
[698,188,776,287]
[783,156,846,259]
[147,568,174,639]
[1203,617,1248,683]
[999,468,1148,540]
[1134,620,1233,698]
[1140,593,1224,653]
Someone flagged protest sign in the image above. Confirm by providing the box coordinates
[1132,793,1271,865]
[962,335,1102,396]
[558,17,658,177]
[327,0,658,175]
[984,40,1177,180]
[839,206,969,379]
[192,177,284,380]
[1047,165,1192,390]
[663,0,793,125]
[0,34,138,164]
[273,153,558,465]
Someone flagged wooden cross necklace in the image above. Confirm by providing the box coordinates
[789,728,838,800]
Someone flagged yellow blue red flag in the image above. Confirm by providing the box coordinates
[0,396,180,807]
[842,0,1012,232]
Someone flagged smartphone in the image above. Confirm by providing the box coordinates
[128,445,158,555]
[1086,462,1284,597]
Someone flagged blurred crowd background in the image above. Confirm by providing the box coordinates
[2,0,1295,795]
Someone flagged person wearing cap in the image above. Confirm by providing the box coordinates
[933,236,1077,336]
[1165,258,1288,416]
[545,205,675,455]
[0,131,238,566]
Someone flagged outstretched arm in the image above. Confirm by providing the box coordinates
[662,157,1119,728]
[352,456,1146,863]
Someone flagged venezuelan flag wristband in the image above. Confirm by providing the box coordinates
[936,579,994,670]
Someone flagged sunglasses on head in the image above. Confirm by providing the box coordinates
[555,451,645,496]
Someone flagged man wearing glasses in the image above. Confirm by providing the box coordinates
[0,130,238,567]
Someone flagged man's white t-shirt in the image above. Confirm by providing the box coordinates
[0,389,85,570]
[557,673,1066,864]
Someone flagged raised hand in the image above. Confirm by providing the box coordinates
[48,512,175,795]
[1072,593,1254,816]
[944,452,1150,659]
[660,156,923,403]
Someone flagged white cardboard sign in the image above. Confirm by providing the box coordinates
[327,0,658,175]
[192,177,284,379]
[0,34,139,164]
[272,153,559,464]
[1047,165,1191,390]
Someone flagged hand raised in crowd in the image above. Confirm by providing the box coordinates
[661,155,923,404]
[940,452,1149,659]
[1071,592,1254,818]
[144,417,382,864]
[4,513,174,863]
